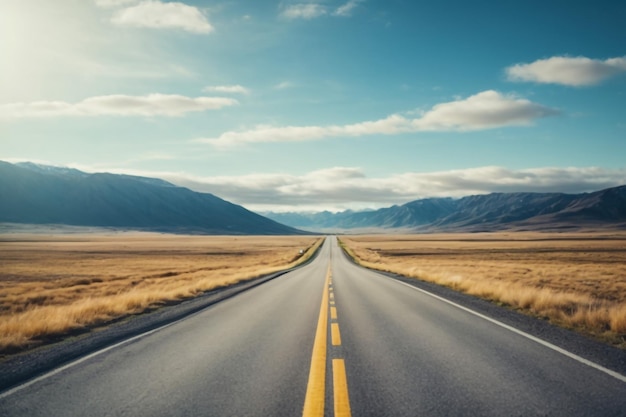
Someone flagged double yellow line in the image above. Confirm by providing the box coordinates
[302,266,351,417]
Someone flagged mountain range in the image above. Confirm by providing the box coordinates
[2,160,625,234]
[0,161,302,235]
[264,186,626,232]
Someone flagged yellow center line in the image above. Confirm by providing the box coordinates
[302,267,331,417]
[330,306,338,320]
[333,359,352,417]
[329,292,335,300]
[331,322,342,346]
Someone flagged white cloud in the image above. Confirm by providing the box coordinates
[94,0,138,8]
[280,3,327,20]
[506,56,626,86]
[279,1,364,20]
[199,90,558,147]
[411,90,558,131]
[111,1,213,33]
[333,0,364,17]
[1,94,237,118]
[202,85,250,95]
[274,81,295,90]
[153,166,626,212]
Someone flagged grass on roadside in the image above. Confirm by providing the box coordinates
[0,234,323,354]
[338,233,626,348]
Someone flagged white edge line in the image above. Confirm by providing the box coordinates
[0,319,182,400]
[393,279,626,384]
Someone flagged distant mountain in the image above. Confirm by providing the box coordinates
[0,161,304,235]
[264,186,626,232]
[263,210,365,229]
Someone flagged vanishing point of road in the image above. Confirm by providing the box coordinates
[1,237,625,416]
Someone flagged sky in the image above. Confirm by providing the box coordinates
[1,0,626,212]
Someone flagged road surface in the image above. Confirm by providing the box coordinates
[1,237,625,416]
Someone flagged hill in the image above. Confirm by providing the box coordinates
[0,161,303,235]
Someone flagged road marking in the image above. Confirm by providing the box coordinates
[302,268,331,417]
[331,323,342,346]
[330,307,338,320]
[332,359,352,417]
[394,280,626,384]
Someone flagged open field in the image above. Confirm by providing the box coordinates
[339,232,626,348]
[0,233,322,354]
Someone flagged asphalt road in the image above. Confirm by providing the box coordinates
[1,237,625,416]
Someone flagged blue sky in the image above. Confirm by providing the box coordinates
[2,0,626,212]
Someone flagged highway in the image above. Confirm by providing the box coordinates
[1,237,625,416]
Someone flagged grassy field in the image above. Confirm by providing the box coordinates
[0,233,322,354]
[339,232,626,348]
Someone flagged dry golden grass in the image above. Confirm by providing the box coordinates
[0,232,322,353]
[339,232,626,348]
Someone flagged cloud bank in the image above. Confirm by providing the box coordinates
[159,166,626,212]
[200,90,558,147]
[280,1,364,20]
[333,0,365,17]
[202,85,250,95]
[94,0,138,8]
[110,1,213,33]
[506,56,626,86]
[1,94,237,118]
[280,4,327,20]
